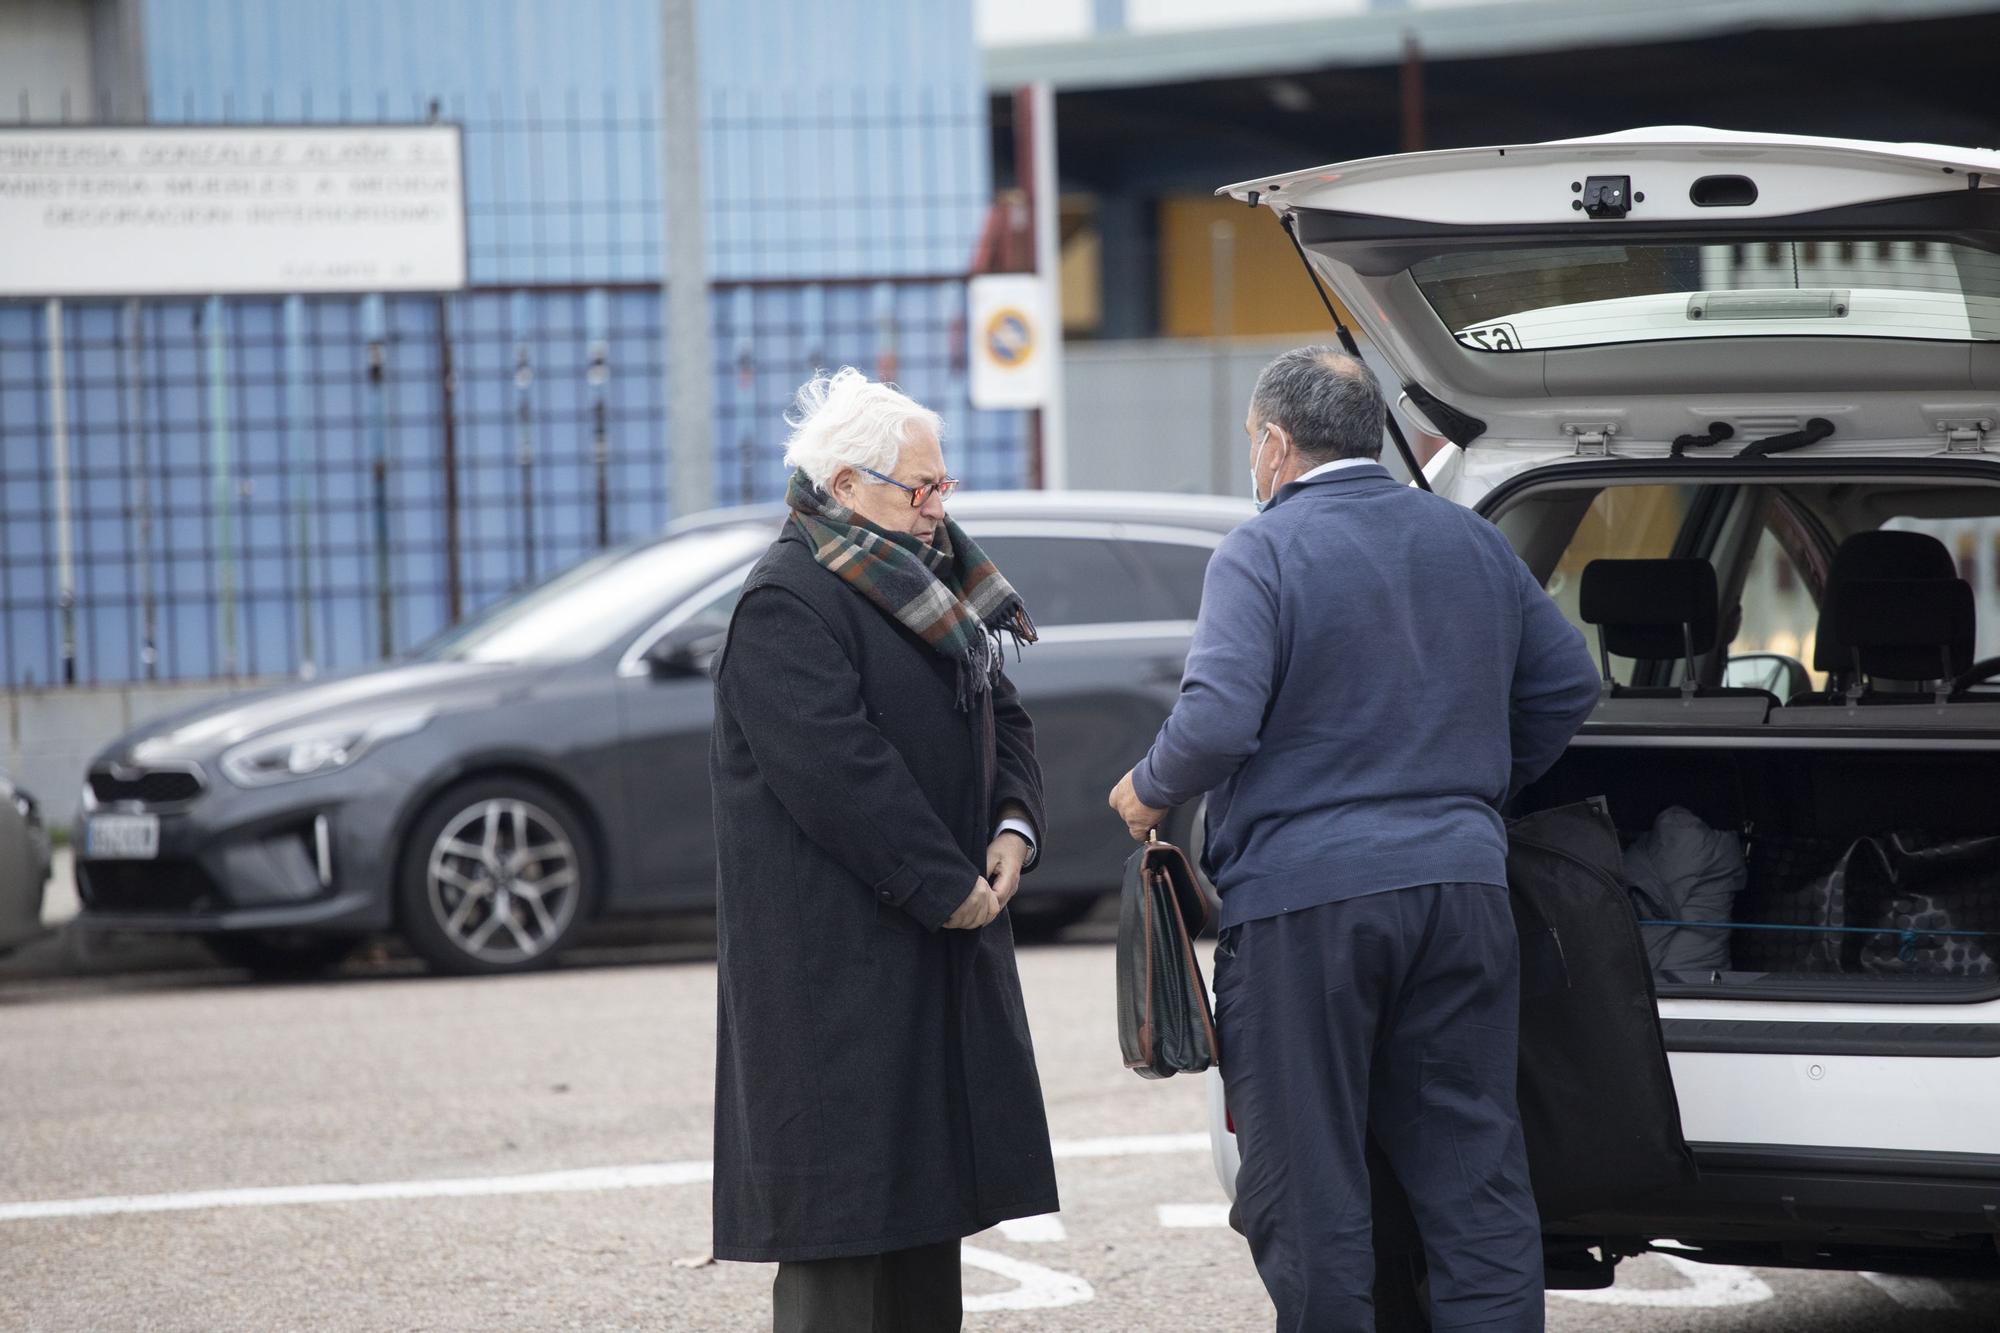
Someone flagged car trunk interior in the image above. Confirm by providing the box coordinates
[1517,740,2000,998]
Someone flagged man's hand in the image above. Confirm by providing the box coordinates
[943,877,1001,930]
[1108,769,1168,842]
[986,830,1031,909]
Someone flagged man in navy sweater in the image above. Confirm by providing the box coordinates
[1109,347,1599,1332]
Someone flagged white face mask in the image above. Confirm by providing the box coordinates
[1249,425,1273,511]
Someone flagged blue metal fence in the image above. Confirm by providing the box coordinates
[2,1,1021,687]
[1,276,1025,688]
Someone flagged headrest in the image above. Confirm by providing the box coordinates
[1579,559,1718,660]
[1815,530,1957,671]
[1830,578,1974,681]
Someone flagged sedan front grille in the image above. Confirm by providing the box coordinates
[78,859,220,914]
[89,768,203,807]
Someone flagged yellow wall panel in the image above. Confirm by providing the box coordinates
[1158,195,1355,339]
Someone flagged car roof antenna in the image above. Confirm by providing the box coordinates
[1278,210,1433,492]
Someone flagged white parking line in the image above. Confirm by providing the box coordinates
[1049,1132,1208,1159]
[1156,1203,1232,1228]
[996,1213,1066,1243]
[0,1161,717,1222]
[961,1245,1093,1312]
[0,1134,1208,1223]
[1554,1255,1774,1308]
[1860,1272,1960,1310]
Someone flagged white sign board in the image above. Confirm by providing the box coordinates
[969,273,1053,410]
[0,125,468,297]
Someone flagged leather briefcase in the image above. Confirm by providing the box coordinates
[1116,831,1220,1079]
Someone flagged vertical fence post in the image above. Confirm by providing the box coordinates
[123,299,157,679]
[44,299,77,685]
[436,294,463,622]
[872,282,899,385]
[363,294,394,659]
[283,295,316,677]
[585,288,611,548]
[1209,219,1236,498]
[660,0,715,517]
[1028,80,1068,490]
[203,295,238,677]
[802,283,825,375]
[511,290,538,584]
[732,285,755,502]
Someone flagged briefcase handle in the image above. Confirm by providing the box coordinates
[1129,831,1213,939]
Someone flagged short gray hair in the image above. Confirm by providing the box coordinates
[1248,346,1385,463]
[782,367,943,491]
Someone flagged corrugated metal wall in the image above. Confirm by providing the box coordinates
[697,0,993,282]
[141,0,991,284]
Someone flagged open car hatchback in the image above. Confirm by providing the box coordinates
[1205,126,2000,1290]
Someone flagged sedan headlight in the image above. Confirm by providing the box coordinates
[220,709,433,788]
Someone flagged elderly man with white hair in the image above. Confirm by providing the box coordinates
[707,368,1059,1331]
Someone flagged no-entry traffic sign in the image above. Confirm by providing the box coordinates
[969,273,1053,410]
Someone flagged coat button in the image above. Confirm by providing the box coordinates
[878,889,894,901]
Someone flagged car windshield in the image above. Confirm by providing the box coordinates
[1414,238,2000,351]
[412,523,773,664]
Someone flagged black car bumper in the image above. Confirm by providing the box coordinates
[1550,1143,2000,1276]
[73,763,406,935]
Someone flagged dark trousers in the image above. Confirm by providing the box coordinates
[1215,883,1544,1333]
[771,1239,961,1333]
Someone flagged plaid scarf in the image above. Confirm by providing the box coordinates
[786,469,1036,708]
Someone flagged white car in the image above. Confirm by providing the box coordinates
[1207,127,2000,1294]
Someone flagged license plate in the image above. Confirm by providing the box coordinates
[87,813,160,860]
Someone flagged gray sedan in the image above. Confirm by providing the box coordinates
[73,491,1249,976]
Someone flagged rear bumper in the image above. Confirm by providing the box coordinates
[1550,1143,2000,1272]
[1662,1017,2000,1058]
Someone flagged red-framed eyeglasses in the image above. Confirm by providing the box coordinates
[859,467,960,507]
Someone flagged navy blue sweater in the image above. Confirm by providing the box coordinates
[1132,463,1600,929]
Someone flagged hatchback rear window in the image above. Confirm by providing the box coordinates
[1413,239,2000,350]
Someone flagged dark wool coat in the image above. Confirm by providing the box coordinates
[708,524,1060,1263]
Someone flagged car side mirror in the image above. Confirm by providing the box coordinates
[643,626,726,679]
[1724,652,1812,700]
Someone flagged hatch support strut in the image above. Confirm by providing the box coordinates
[1277,208,1433,492]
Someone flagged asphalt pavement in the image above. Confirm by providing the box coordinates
[3,911,1998,1331]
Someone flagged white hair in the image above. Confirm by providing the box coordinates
[781,367,943,491]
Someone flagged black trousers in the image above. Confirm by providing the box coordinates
[771,1239,961,1333]
[1215,884,1544,1333]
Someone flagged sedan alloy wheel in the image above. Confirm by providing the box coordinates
[398,776,596,975]
[425,797,582,966]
